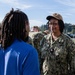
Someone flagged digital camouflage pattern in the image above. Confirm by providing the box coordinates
[40,33,75,75]
[27,36,33,45]
[33,32,45,54]
[30,32,45,72]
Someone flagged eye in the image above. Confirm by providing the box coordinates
[49,22,58,25]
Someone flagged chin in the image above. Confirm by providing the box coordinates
[52,30,56,32]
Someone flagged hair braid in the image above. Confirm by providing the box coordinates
[1,9,28,49]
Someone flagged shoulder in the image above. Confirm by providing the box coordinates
[41,33,51,43]
[11,40,38,63]
[61,34,75,48]
[33,32,45,40]
[62,33,74,42]
[11,40,38,56]
[29,31,44,39]
[29,32,39,39]
[44,33,51,39]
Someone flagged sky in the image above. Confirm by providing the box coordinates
[0,0,75,28]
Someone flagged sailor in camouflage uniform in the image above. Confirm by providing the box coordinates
[26,36,33,45]
[40,13,75,75]
[30,31,45,73]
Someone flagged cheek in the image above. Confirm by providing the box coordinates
[56,25,60,30]
[48,25,52,30]
[26,25,30,31]
[28,26,30,31]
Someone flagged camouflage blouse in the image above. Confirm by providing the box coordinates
[41,33,75,75]
[27,36,33,45]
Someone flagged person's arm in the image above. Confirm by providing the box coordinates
[22,48,40,75]
[67,38,75,75]
[40,36,49,75]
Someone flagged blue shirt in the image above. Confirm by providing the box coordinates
[0,40,40,75]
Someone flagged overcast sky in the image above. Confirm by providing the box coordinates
[0,0,75,28]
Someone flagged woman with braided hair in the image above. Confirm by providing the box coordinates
[0,8,40,75]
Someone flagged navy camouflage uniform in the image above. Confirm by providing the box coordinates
[40,33,75,75]
[32,32,45,73]
[27,36,33,45]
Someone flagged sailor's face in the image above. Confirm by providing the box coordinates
[49,19,60,33]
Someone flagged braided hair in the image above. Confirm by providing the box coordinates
[1,8,29,49]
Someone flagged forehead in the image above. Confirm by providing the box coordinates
[49,18,58,22]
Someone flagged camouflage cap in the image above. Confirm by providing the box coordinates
[46,13,63,21]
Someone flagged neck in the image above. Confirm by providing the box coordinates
[52,32,61,40]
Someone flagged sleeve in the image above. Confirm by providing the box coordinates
[40,36,50,59]
[40,36,50,74]
[66,38,75,75]
[22,48,40,75]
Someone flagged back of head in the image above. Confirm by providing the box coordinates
[33,26,40,32]
[1,8,29,49]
